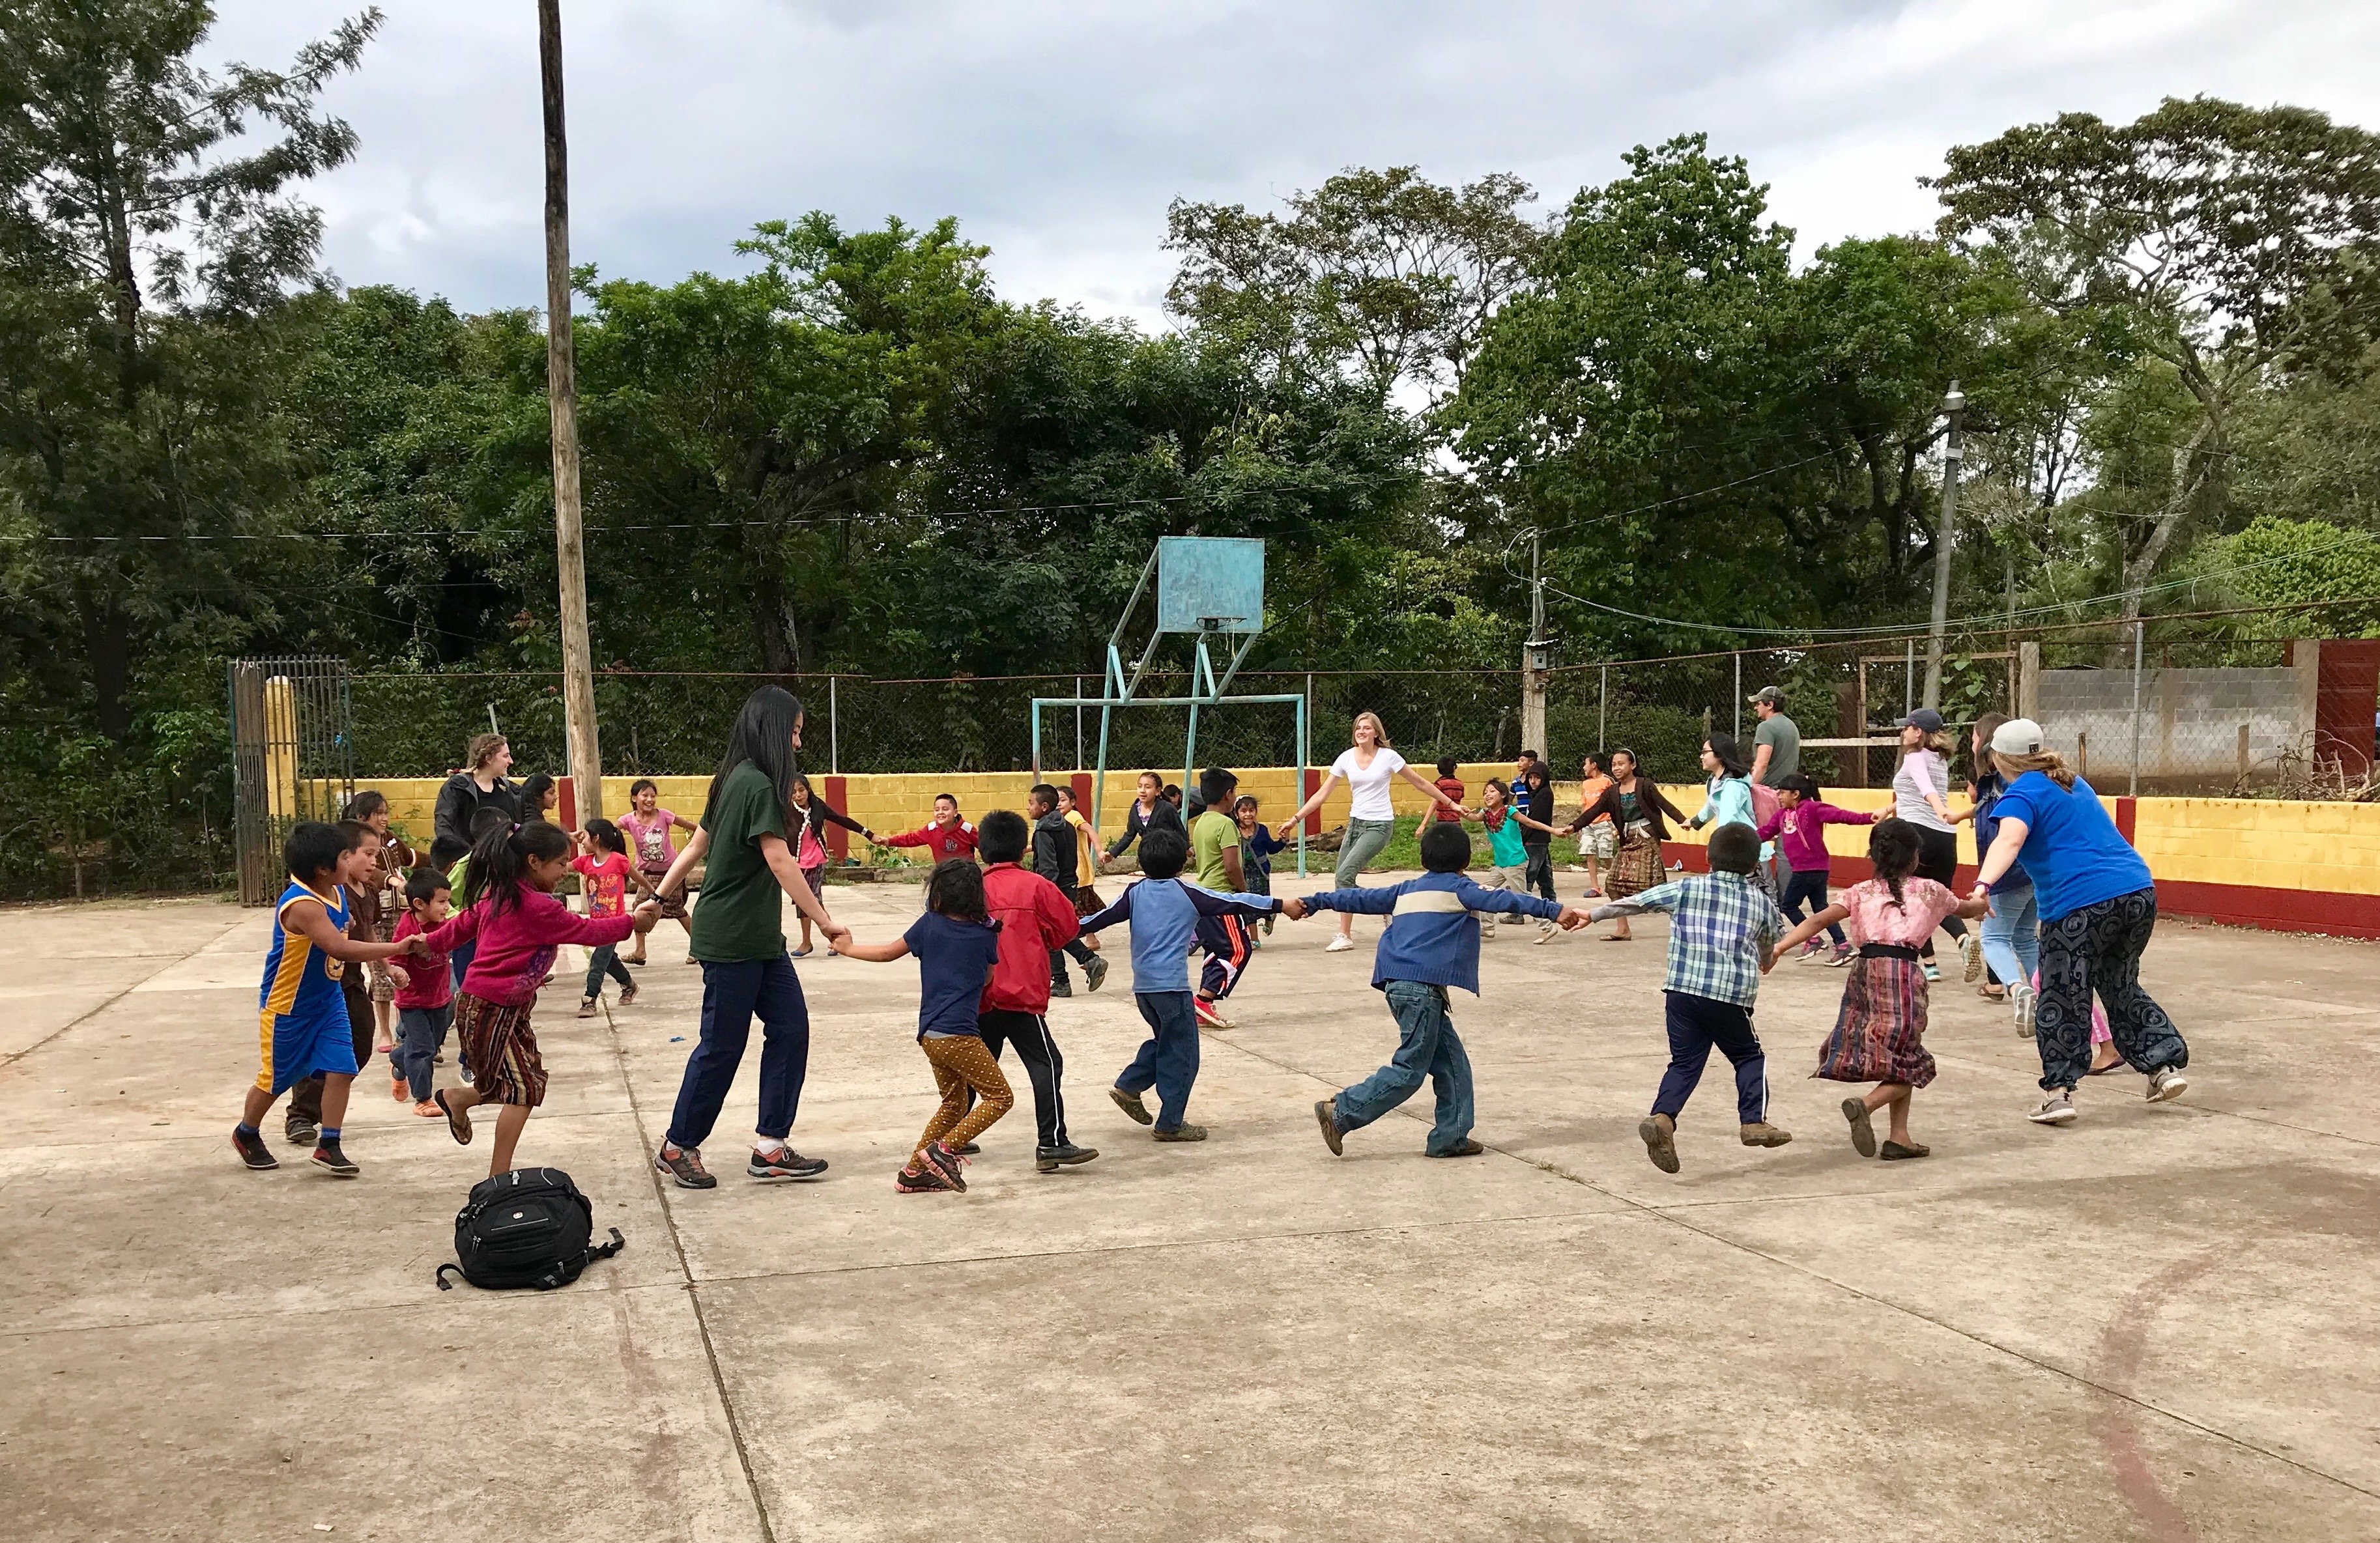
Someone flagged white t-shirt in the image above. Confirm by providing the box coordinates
[1332,746,1408,821]
[1893,748,1956,832]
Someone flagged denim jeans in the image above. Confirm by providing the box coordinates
[667,954,811,1150]
[1115,991,1200,1131]
[1980,885,2039,993]
[584,943,632,1000]
[1334,980,1475,1154]
[394,1004,453,1103]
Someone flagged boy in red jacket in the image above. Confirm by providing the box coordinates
[879,792,981,864]
[975,809,1098,1172]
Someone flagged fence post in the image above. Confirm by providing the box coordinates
[2129,620,2143,798]
[1598,663,1608,748]
[829,675,839,775]
[1074,676,1083,772]
[1732,653,1742,742]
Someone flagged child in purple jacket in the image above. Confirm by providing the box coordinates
[1755,774,1876,966]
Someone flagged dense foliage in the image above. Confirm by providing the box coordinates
[5,5,2379,897]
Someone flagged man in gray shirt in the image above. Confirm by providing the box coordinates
[1749,687,1799,786]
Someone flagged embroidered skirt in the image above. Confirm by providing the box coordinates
[453,993,548,1107]
[1813,954,1935,1087]
[1605,823,1661,898]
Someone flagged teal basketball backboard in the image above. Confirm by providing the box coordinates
[1156,537,1265,634]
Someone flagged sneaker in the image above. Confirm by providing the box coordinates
[1083,953,1110,993]
[1740,1121,1794,1149]
[1430,1138,1485,1157]
[232,1125,278,1170]
[2147,1066,2190,1103]
[1960,932,1985,983]
[1639,1115,1679,1174]
[1828,944,1856,968]
[1532,922,1558,945]
[895,1161,953,1193]
[952,1142,980,1155]
[1194,997,1236,1031]
[920,1139,969,1191]
[310,1139,359,1178]
[1922,961,1942,983]
[620,982,638,1006]
[1841,1097,1877,1158]
[1313,1099,1343,1156]
[1325,935,1355,953]
[460,1067,476,1087]
[655,1144,717,1189]
[2009,982,2037,1036]
[1035,1143,1099,1172]
[749,1146,829,1181]
[1152,1122,1208,1142]
[2029,1090,2078,1125]
[1109,1086,1153,1125]
[285,1120,319,1147]
[578,997,598,1019]
[1796,941,1824,962]
[1049,978,1074,999]
[1480,924,1497,941]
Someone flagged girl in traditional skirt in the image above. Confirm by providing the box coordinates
[1562,747,1690,942]
[1773,818,1987,1160]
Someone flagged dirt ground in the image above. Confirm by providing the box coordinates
[4,875,2377,1542]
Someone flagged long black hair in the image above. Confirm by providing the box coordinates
[463,817,573,917]
[708,685,804,825]
[1869,817,1921,910]
[1704,733,1751,780]
[925,857,988,922]
[518,772,558,818]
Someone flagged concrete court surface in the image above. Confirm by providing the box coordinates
[4,877,2378,1543]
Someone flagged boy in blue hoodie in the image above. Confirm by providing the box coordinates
[1295,821,1588,1157]
[1078,825,1282,1142]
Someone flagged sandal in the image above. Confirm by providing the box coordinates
[432,1088,474,1146]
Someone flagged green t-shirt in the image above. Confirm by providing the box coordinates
[1755,713,1801,785]
[690,761,789,963]
[1190,808,1240,889]
[1485,812,1527,867]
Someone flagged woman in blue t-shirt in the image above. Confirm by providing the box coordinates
[1968,718,2190,1127]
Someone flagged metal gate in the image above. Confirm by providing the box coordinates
[228,657,356,904]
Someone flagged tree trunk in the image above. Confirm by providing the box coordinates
[2118,411,2219,627]
[78,584,133,742]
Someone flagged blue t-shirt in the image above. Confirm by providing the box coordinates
[902,912,1003,1041]
[1988,772,2151,922]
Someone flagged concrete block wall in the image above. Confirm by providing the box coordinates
[2037,666,2302,783]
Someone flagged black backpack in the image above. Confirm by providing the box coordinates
[435,1167,624,1292]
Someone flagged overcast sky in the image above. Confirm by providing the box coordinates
[209,1,2379,328]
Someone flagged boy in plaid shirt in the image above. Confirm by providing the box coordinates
[1589,823,1793,1173]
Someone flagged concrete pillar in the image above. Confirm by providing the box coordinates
[2291,640,2322,762]
[2017,642,2041,722]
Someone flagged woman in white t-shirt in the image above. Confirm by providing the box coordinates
[1891,708,1981,984]
[1276,711,1467,952]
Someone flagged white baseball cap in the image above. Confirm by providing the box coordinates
[1989,718,2046,756]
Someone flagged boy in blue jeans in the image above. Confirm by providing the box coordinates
[1588,823,1794,1174]
[1298,821,1587,1157]
[1078,825,1280,1142]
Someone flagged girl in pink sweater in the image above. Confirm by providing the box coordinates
[422,819,658,1175]
[1756,775,1876,967]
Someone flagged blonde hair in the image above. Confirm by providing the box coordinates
[1917,728,1955,757]
[465,731,508,771]
[1352,711,1393,748]
[1994,746,2076,790]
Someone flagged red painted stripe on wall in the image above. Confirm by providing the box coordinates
[824,775,850,860]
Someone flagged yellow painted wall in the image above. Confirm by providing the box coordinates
[336,767,2380,898]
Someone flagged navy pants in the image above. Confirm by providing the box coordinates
[1196,913,1252,1000]
[1047,886,1097,987]
[667,954,811,1150]
[1116,991,1199,1131]
[1779,868,1844,946]
[1652,991,1768,1125]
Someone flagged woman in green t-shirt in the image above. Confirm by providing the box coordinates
[649,686,849,1191]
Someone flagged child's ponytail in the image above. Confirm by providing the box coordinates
[465,816,572,918]
[1868,817,1922,911]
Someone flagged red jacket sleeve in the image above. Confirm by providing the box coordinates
[880,825,930,849]
[1035,875,1080,948]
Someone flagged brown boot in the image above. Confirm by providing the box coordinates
[1739,1122,1794,1148]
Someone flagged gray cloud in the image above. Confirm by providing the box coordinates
[205,1,2379,325]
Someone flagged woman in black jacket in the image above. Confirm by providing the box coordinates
[431,732,521,867]
[1560,748,1689,941]
[1102,770,1184,868]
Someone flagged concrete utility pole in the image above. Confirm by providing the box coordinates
[540,0,603,819]
[1921,380,1964,711]
[1521,528,1549,759]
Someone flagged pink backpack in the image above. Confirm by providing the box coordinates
[1748,778,1783,831]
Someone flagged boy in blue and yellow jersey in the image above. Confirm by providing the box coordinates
[1296,821,1588,1157]
[233,821,422,1177]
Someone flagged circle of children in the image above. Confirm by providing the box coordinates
[233,681,2190,1191]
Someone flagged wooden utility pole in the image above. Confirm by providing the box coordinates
[1520,528,1549,759]
[539,0,603,819]
[1921,381,1964,712]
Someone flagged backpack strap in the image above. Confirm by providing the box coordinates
[436,1262,463,1291]
[590,1226,625,1262]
